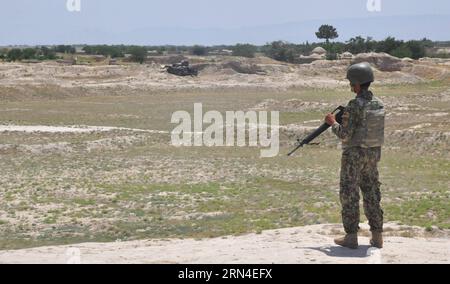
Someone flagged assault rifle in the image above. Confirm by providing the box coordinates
[287,106,345,156]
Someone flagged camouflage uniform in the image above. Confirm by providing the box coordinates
[332,90,384,234]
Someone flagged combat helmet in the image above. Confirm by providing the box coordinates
[346,62,374,85]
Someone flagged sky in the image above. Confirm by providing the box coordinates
[1,0,450,45]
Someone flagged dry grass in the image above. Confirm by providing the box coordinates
[0,64,448,249]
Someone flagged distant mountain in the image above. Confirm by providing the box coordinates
[2,14,449,45]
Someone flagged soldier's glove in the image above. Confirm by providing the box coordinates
[325,113,336,126]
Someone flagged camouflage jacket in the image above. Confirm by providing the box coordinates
[332,90,385,149]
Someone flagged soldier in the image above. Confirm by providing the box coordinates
[325,62,385,249]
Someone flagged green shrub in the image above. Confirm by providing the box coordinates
[22,48,37,60]
[192,45,207,56]
[129,46,147,64]
[7,49,23,61]
[232,44,257,58]
[391,44,413,58]
[263,41,297,63]
[54,45,76,54]
[405,40,426,59]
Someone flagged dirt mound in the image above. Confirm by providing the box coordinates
[198,60,267,75]
[311,47,327,55]
[352,52,405,72]
[340,52,354,60]
[146,55,188,65]
[222,61,266,75]
[408,64,449,80]
[419,57,450,65]
[0,56,448,93]
[198,65,238,76]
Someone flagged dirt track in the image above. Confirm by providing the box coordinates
[0,223,448,264]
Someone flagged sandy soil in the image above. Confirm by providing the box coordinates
[0,223,448,264]
[0,125,169,134]
[0,56,449,94]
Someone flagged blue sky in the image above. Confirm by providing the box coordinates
[1,0,450,45]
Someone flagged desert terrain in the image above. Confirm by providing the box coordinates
[0,54,449,263]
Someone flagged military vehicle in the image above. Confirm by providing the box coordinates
[164,60,198,76]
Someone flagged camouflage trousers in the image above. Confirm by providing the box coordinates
[340,147,384,234]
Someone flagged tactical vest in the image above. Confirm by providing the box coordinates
[345,96,385,148]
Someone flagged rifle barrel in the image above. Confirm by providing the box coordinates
[287,106,345,157]
[300,123,330,145]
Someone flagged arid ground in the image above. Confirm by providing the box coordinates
[0,56,448,263]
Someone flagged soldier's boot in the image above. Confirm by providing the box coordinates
[334,233,358,249]
[370,232,383,248]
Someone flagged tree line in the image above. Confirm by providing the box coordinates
[0,24,445,64]
[262,37,433,62]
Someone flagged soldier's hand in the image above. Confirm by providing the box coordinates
[325,113,336,126]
